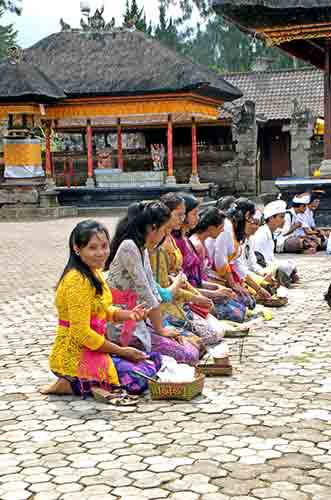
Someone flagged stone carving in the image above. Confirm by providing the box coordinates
[221,100,257,193]
[123,18,137,30]
[223,100,256,144]
[60,18,71,31]
[7,46,24,64]
[97,148,113,169]
[290,98,315,177]
[80,7,116,32]
[291,98,314,130]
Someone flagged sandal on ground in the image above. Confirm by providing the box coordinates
[224,327,249,338]
[258,296,288,308]
[91,387,138,406]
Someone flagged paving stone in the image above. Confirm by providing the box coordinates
[2,223,331,500]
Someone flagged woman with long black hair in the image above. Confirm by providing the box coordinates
[106,201,201,365]
[41,220,161,402]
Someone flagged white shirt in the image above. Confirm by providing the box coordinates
[251,224,275,266]
[205,218,247,279]
[297,207,315,230]
[239,237,265,277]
[205,218,234,272]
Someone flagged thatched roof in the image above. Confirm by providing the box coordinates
[0,60,65,102]
[213,0,331,69]
[23,29,242,102]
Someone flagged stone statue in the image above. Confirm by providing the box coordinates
[222,100,256,145]
[291,98,314,130]
[7,45,24,64]
[105,17,116,31]
[80,7,115,32]
[60,18,71,32]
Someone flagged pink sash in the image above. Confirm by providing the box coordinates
[59,316,110,383]
[109,288,137,347]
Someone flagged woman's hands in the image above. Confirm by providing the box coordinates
[120,347,149,363]
[159,327,184,344]
[256,287,272,301]
[232,283,251,301]
[128,304,151,321]
[114,304,151,323]
[191,294,213,309]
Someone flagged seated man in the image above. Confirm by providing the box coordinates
[296,192,327,250]
[252,200,298,288]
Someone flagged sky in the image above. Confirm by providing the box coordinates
[3,0,185,48]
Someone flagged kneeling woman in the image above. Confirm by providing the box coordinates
[41,220,161,400]
[106,201,200,366]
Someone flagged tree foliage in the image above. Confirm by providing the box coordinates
[124,0,305,72]
[0,0,22,15]
[123,0,152,35]
[0,7,18,60]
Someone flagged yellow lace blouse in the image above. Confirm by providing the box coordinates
[49,269,119,383]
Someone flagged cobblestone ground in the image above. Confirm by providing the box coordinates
[1,217,331,500]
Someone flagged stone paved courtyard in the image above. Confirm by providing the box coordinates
[1,217,331,500]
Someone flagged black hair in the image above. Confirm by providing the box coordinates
[172,192,199,238]
[216,195,236,211]
[180,193,199,216]
[227,197,256,243]
[58,220,110,295]
[160,192,184,212]
[309,192,321,203]
[106,201,171,266]
[292,202,306,209]
[193,207,226,234]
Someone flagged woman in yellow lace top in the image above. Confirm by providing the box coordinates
[41,220,162,400]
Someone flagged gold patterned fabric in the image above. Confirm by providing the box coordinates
[4,142,41,167]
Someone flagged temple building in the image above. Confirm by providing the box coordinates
[0,9,243,210]
[223,64,325,193]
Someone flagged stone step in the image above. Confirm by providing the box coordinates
[0,206,78,221]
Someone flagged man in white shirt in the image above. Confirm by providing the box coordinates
[252,200,298,287]
[296,193,327,249]
[275,194,318,254]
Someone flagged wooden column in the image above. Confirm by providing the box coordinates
[325,40,331,161]
[190,117,200,183]
[117,118,124,170]
[86,119,94,184]
[166,114,176,184]
[45,122,53,178]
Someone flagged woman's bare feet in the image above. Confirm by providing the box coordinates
[40,378,73,395]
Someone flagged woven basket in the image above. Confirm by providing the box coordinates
[149,372,205,401]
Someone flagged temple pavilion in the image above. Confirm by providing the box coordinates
[0,8,242,203]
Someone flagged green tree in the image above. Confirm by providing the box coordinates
[123,0,150,34]
[0,0,22,15]
[154,0,182,50]
[0,7,18,60]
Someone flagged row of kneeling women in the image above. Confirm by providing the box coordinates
[42,193,297,403]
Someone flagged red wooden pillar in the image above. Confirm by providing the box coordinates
[117,118,124,170]
[45,122,52,178]
[325,40,331,161]
[166,114,175,183]
[190,117,200,183]
[86,119,94,180]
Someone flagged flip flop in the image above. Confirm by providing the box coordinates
[92,387,138,406]
[224,328,249,338]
